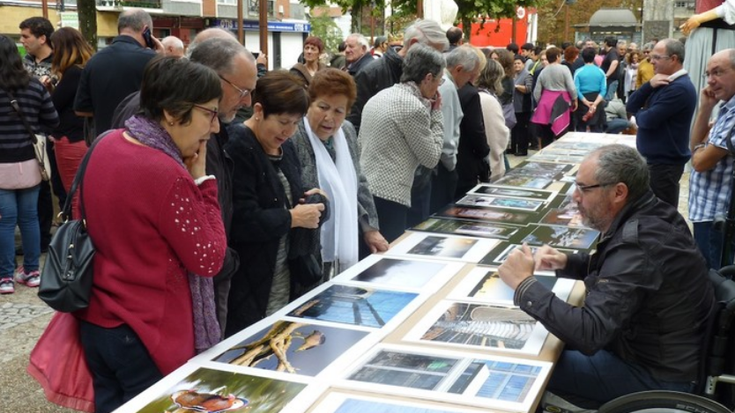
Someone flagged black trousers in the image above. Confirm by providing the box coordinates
[648,163,685,209]
[374,196,409,243]
[430,163,458,215]
[511,112,531,155]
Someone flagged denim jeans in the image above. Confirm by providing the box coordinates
[605,118,631,134]
[605,80,619,101]
[693,221,734,269]
[0,185,40,278]
[79,321,163,413]
[547,349,694,404]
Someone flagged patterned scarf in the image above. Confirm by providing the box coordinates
[125,115,221,352]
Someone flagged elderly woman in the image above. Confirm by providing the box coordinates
[78,56,227,412]
[290,36,326,86]
[573,47,607,132]
[359,43,444,242]
[477,59,510,180]
[0,35,59,294]
[225,71,327,336]
[511,54,533,156]
[293,68,388,277]
[531,47,577,148]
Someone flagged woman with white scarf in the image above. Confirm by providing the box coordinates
[293,68,389,278]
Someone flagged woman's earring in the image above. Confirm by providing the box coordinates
[168,121,174,126]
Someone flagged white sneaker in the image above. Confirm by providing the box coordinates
[0,278,14,294]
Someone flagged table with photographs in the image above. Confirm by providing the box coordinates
[114,133,637,413]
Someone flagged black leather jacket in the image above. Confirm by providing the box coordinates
[515,191,714,382]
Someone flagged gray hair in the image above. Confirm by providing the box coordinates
[187,28,237,57]
[347,33,369,49]
[118,9,152,33]
[591,144,650,202]
[404,20,449,52]
[661,38,686,64]
[476,58,505,96]
[162,36,184,51]
[400,43,445,84]
[188,37,254,76]
[445,45,481,72]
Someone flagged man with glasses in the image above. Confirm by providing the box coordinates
[689,48,735,269]
[626,38,696,208]
[498,144,714,407]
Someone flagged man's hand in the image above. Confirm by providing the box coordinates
[649,74,671,89]
[498,243,535,290]
[534,244,568,271]
[699,86,719,112]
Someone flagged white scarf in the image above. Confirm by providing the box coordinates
[303,118,359,274]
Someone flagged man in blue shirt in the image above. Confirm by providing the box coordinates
[689,48,735,269]
[626,38,696,208]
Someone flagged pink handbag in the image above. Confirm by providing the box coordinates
[27,312,95,412]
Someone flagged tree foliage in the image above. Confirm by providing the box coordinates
[309,14,344,52]
[77,0,98,50]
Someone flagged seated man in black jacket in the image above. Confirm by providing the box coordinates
[499,144,714,405]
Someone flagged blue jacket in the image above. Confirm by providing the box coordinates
[626,74,696,164]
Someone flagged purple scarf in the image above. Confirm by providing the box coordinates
[125,115,221,352]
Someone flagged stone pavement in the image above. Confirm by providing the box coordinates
[0,151,692,413]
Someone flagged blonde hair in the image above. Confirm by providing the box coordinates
[50,27,94,78]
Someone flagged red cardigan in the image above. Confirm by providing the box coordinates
[76,130,226,375]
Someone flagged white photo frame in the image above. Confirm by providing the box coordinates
[384,232,500,263]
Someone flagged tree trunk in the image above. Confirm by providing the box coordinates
[78,0,98,51]
[462,15,472,42]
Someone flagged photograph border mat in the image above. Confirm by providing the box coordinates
[456,194,545,212]
[402,299,549,356]
[385,232,501,263]
[336,343,552,413]
[468,184,557,202]
[311,391,495,413]
[448,266,575,306]
[411,218,522,240]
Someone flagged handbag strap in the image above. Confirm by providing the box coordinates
[61,130,112,222]
[7,91,39,145]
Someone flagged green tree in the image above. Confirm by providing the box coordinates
[309,14,344,52]
[302,0,385,33]
[77,0,98,50]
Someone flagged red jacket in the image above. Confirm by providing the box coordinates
[77,130,226,374]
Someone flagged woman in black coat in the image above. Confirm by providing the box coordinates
[224,71,327,336]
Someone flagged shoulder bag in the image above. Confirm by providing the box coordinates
[38,134,106,312]
[8,92,51,181]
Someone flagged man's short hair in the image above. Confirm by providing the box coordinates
[593,144,650,202]
[400,43,445,84]
[604,36,618,48]
[445,44,481,72]
[506,43,519,54]
[347,33,369,49]
[521,42,534,51]
[661,38,686,64]
[338,41,346,52]
[19,17,54,40]
[118,9,152,33]
[581,47,597,63]
[404,19,449,51]
[446,27,463,45]
[189,37,254,77]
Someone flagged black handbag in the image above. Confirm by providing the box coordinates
[38,135,104,312]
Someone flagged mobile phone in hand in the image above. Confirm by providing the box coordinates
[142,27,155,49]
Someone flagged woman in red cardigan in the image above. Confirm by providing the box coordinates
[77,56,227,413]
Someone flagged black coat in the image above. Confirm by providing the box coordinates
[224,124,322,336]
[455,83,491,197]
[347,46,403,134]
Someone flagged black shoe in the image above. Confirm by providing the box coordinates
[15,248,23,256]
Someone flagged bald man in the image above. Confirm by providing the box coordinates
[161,35,184,57]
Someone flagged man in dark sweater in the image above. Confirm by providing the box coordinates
[626,38,696,208]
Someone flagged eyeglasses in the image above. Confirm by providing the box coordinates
[575,181,615,193]
[219,75,251,100]
[192,104,219,123]
[650,54,671,61]
[704,68,730,79]
[429,73,446,85]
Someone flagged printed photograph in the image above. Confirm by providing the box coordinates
[318,395,470,413]
[493,175,552,189]
[287,285,418,328]
[465,270,558,303]
[407,236,477,258]
[470,184,554,201]
[456,195,544,212]
[345,348,548,408]
[521,225,599,250]
[541,207,585,228]
[479,243,579,266]
[414,302,540,352]
[436,206,533,224]
[214,320,369,376]
[412,218,520,240]
[351,257,448,289]
[136,367,306,413]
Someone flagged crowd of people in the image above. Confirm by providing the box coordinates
[2,6,735,413]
